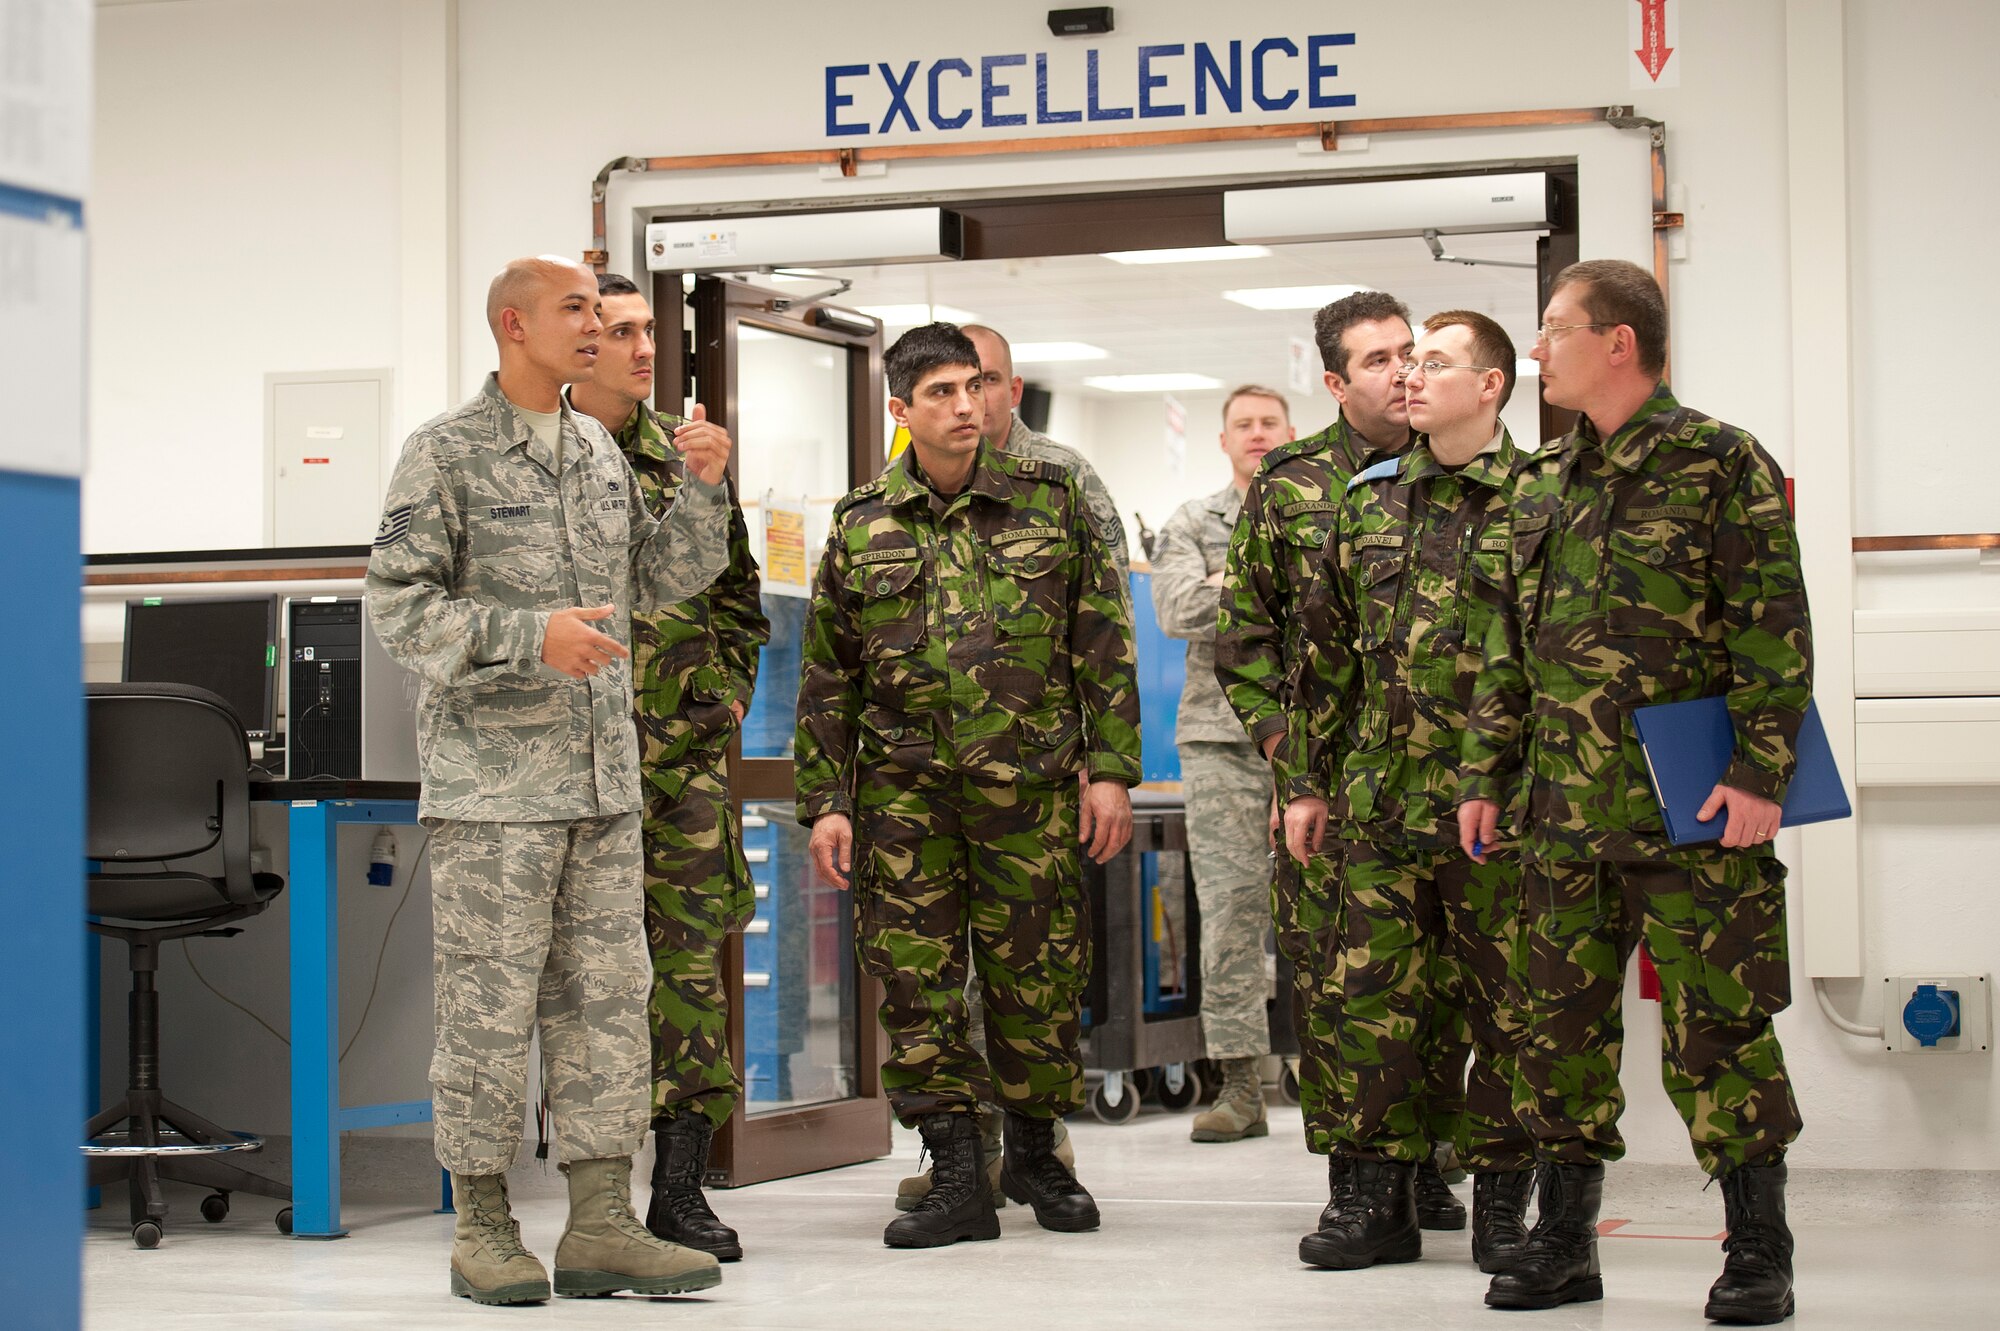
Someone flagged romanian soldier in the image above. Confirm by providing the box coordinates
[366,256,730,1304]
[1151,385,1296,1144]
[796,323,1140,1249]
[1215,290,1468,1235]
[1458,260,1809,1324]
[890,323,1116,1211]
[570,273,769,1263]
[1282,312,1536,1275]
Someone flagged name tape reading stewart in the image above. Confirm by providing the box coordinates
[825,35,1356,139]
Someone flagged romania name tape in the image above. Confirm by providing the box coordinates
[824,35,1357,139]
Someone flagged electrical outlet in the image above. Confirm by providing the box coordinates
[1883,974,1990,1053]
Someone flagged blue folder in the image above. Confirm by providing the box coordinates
[1631,695,1852,846]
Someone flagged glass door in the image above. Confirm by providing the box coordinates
[651,272,890,1185]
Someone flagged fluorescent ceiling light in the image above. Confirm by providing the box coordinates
[854,303,980,326]
[1222,284,1371,311]
[1083,373,1224,393]
[1100,245,1272,265]
[1010,341,1108,363]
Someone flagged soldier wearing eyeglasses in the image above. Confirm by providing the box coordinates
[1457,260,1809,1324]
[1282,310,1537,1277]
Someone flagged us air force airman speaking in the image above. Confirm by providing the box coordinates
[367,255,730,1305]
[1458,260,1810,1323]
[569,272,770,1263]
[1283,311,1536,1276]
[794,323,1140,1249]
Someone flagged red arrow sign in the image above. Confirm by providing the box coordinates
[1635,0,1674,82]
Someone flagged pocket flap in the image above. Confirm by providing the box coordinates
[1357,552,1402,589]
[855,560,921,597]
[861,705,932,745]
[1020,708,1082,750]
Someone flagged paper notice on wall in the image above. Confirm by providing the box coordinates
[1629,0,1680,89]
[0,0,93,200]
[1163,394,1186,478]
[1288,336,1317,396]
[762,496,811,597]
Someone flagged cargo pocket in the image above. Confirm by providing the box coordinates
[1334,707,1394,824]
[1019,707,1084,783]
[429,1048,511,1169]
[1605,519,1711,638]
[860,704,936,773]
[855,558,927,659]
[1696,857,1792,1015]
[986,535,1070,640]
[472,684,573,794]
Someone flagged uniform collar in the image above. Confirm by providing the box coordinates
[1205,483,1243,524]
[1576,383,1682,473]
[1402,425,1516,491]
[480,373,592,475]
[618,403,676,464]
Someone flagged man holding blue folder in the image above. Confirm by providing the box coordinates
[1457,261,1809,1325]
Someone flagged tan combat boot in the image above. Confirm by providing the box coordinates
[449,1173,551,1306]
[897,1104,1081,1211]
[1190,1057,1269,1143]
[553,1157,721,1298]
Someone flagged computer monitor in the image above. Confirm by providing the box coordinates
[121,595,281,743]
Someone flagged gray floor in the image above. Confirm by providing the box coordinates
[84,1104,2000,1329]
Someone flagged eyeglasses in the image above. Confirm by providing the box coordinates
[1398,358,1501,378]
[1534,321,1612,344]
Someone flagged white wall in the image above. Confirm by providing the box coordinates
[85,0,2000,1169]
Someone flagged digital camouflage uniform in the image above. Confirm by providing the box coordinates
[1152,483,1270,1061]
[365,373,728,1173]
[616,404,770,1130]
[795,443,1141,1124]
[1286,432,1533,1173]
[1459,387,1809,1177]
[1215,420,1465,1156]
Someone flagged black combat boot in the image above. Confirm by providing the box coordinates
[1484,1161,1604,1309]
[1314,1153,1355,1232]
[1299,1157,1421,1269]
[1704,1157,1796,1324]
[645,1111,741,1261]
[1471,1168,1536,1274]
[1416,1157,1468,1230]
[884,1112,1000,1249]
[1000,1111,1100,1232]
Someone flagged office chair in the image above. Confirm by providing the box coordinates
[85,683,292,1248]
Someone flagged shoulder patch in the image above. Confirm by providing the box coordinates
[1345,456,1401,491]
[373,504,413,549]
[1008,455,1055,481]
[833,478,887,516]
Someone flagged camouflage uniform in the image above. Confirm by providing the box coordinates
[1216,420,1465,1156]
[1459,387,1809,1176]
[1286,432,1533,1173]
[615,404,770,1130]
[794,443,1140,1123]
[1005,415,1130,583]
[366,373,727,1173]
[1152,483,1270,1060]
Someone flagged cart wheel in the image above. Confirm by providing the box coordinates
[275,1207,294,1236]
[1090,1082,1142,1125]
[200,1192,230,1223]
[1128,1067,1156,1100]
[1156,1067,1204,1111]
[1195,1058,1224,1103]
[132,1221,163,1250]
[1278,1061,1302,1106]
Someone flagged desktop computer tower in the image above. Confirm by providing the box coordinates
[283,596,421,781]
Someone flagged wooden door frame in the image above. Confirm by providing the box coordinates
[652,271,893,1185]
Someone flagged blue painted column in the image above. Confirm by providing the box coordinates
[0,470,84,1327]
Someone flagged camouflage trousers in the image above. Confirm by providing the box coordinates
[425,813,651,1173]
[1516,856,1801,1176]
[1278,842,1469,1156]
[1338,838,1532,1172]
[854,768,1090,1125]
[642,762,756,1130]
[1179,741,1274,1060]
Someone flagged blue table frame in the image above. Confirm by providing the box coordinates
[282,796,429,1238]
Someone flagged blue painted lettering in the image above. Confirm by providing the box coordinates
[1193,41,1241,115]
[1252,37,1298,112]
[1137,44,1185,119]
[1036,52,1082,123]
[982,53,1028,127]
[825,64,867,137]
[1307,34,1356,109]
[879,61,920,133]
[928,58,973,130]
[1086,49,1133,121]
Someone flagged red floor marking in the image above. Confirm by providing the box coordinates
[1598,1217,1728,1241]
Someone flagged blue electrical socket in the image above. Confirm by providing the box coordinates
[1902,984,1961,1048]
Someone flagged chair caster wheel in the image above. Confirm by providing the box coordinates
[133,1221,163,1249]
[275,1207,294,1236]
[201,1192,230,1223]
